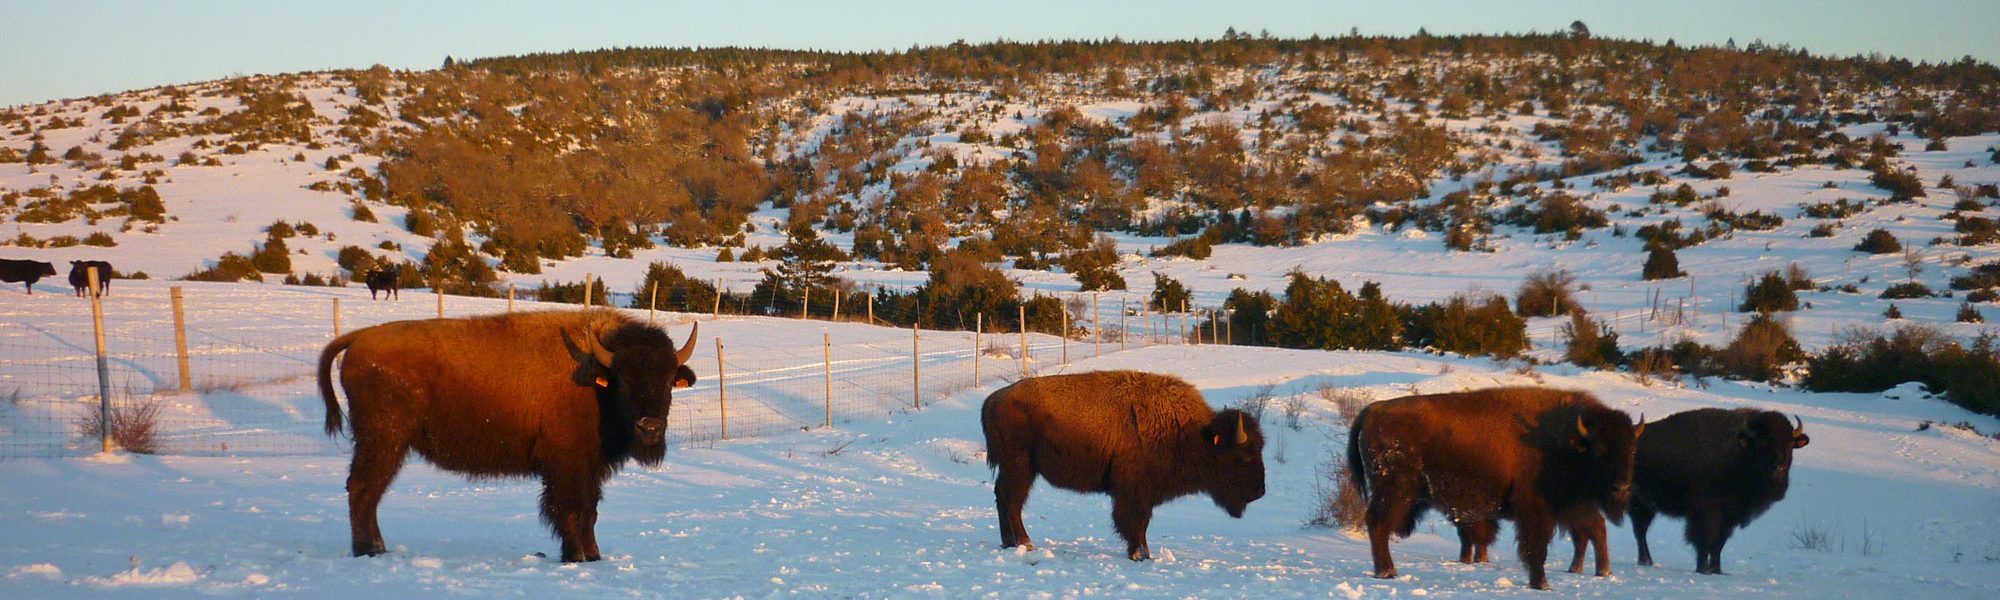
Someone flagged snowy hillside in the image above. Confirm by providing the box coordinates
[1,286,1998,597]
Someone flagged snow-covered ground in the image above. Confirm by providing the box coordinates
[3,284,1999,598]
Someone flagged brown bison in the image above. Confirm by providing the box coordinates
[1454,503,1612,577]
[1631,408,1809,574]
[0,258,58,294]
[318,309,697,562]
[365,266,399,300]
[1348,387,1642,590]
[67,260,113,297]
[981,370,1266,561]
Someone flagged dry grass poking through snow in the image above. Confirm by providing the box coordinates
[74,395,162,454]
[1307,383,1373,531]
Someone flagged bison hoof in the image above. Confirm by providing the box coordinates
[1372,568,1397,579]
[352,543,387,557]
[1127,549,1150,561]
[1637,558,1653,567]
[1596,568,1612,577]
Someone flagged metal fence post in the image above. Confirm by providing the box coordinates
[912,321,921,409]
[973,313,982,382]
[88,267,111,453]
[172,286,192,391]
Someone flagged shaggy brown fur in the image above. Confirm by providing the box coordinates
[318,309,697,562]
[1631,408,1809,574]
[1348,387,1641,590]
[981,370,1266,561]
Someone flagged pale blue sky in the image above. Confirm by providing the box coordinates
[3,0,1996,107]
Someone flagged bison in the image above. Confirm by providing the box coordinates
[67,260,113,297]
[1455,503,1613,577]
[365,266,399,300]
[0,258,58,294]
[318,309,697,562]
[1630,408,1809,574]
[1348,387,1643,590]
[981,370,1266,561]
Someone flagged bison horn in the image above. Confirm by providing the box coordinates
[1235,412,1250,445]
[676,323,699,364]
[1575,414,1590,438]
[1792,414,1805,437]
[564,329,613,369]
[1634,413,1647,437]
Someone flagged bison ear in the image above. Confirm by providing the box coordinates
[1211,434,1222,447]
[1792,433,1810,449]
[673,364,697,389]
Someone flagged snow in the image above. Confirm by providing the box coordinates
[2,285,1998,597]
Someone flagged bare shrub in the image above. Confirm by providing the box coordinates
[1791,520,1832,551]
[1315,383,1372,424]
[194,375,250,394]
[1281,393,1308,431]
[1516,269,1579,317]
[1308,429,1367,531]
[1236,383,1276,421]
[76,396,162,454]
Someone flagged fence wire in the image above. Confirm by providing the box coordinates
[0,281,1218,460]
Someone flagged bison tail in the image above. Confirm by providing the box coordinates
[318,330,361,437]
[1345,409,1369,498]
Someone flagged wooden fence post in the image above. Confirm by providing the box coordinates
[582,273,593,307]
[507,283,515,313]
[802,287,811,320]
[973,313,982,383]
[823,332,832,428]
[912,321,921,409]
[712,280,722,318]
[832,292,841,322]
[435,287,444,318]
[715,338,727,440]
[1061,303,1068,365]
[866,292,875,324]
[1180,300,1188,345]
[171,286,191,392]
[1120,298,1128,351]
[88,267,110,453]
[649,280,658,323]
[331,297,341,336]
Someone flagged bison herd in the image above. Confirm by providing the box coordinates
[305,309,1808,590]
[0,258,113,296]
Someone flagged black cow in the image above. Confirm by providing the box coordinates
[1631,408,1810,574]
[981,370,1266,561]
[318,309,698,561]
[67,260,114,297]
[365,266,399,300]
[1349,387,1643,590]
[0,258,58,294]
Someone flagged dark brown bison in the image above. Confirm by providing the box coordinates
[67,260,113,297]
[1631,408,1809,574]
[0,258,58,294]
[365,266,399,300]
[981,370,1266,561]
[1348,387,1642,590]
[318,309,697,562]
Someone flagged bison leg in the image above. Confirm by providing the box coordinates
[1688,510,1731,575]
[1569,511,1609,576]
[345,437,411,557]
[1364,490,1418,578]
[1631,502,1657,567]
[992,458,1036,551]
[1456,519,1496,564]
[1111,497,1154,561]
[1513,501,1555,590]
[540,472,605,563]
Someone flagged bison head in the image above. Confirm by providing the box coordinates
[565,322,698,466]
[35,261,56,276]
[1739,412,1808,497]
[1569,408,1643,523]
[1201,409,1267,518]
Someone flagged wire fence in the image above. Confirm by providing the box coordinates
[0,279,1223,460]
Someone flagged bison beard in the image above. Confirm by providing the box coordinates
[1630,409,1809,575]
[1349,387,1641,590]
[318,309,696,562]
[981,370,1267,561]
